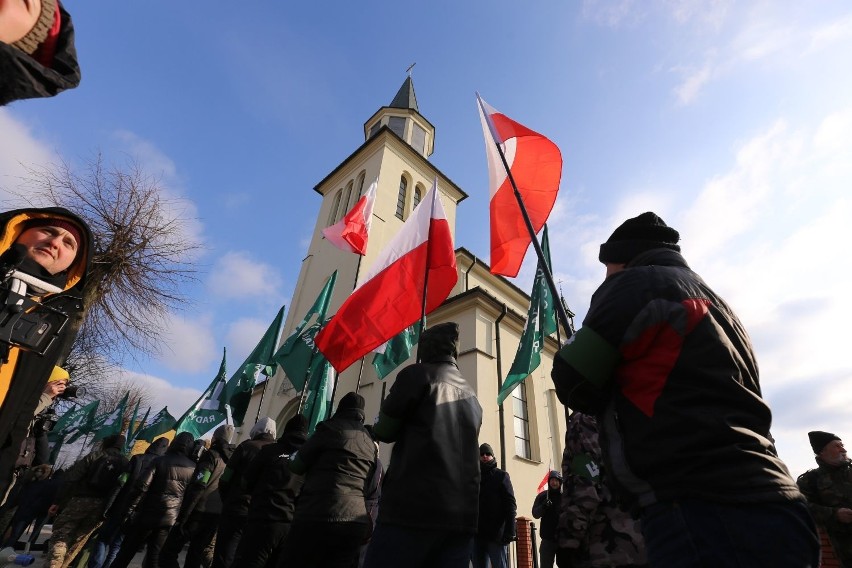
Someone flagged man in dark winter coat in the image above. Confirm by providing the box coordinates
[472,443,516,568]
[797,431,852,567]
[89,437,169,568]
[364,322,483,568]
[110,432,196,568]
[46,433,129,568]
[233,414,308,568]
[159,425,234,568]
[0,208,92,504]
[211,416,276,568]
[0,0,81,105]
[283,393,376,567]
[550,212,819,567]
[532,470,562,568]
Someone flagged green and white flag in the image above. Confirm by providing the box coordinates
[302,358,334,435]
[48,400,99,442]
[176,349,228,438]
[126,405,151,451]
[274,271,337,391]
[224,306,286,426]
[498,225,558,405]
[372,324,421,380]
[92,392,129,442]
[136,407,176,442]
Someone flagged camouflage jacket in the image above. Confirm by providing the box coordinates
[797,459,852,532]
[557,412,646,568]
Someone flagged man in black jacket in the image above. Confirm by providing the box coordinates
[364,322,482,568]
[160,425,234,568]
[532,470,562,568]
[550,212,819,567]
[472,443,516,568]
[234,414,308,568]
[110,432,195,568]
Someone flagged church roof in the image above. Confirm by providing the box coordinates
[389,76,418,111]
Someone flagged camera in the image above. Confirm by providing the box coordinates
[57,384,85,399]
[32,408,58,436]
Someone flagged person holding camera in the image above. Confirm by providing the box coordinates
[0,208,92,506]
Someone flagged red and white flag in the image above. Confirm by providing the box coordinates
[315,179,458,372]
[476,93,562,278]
[322,179,377,255]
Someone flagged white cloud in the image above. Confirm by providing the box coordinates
[157,312,219,373]
[0,110,56,204]
[207,250,285,301]
[581,0,642,28]
[226,317,276,364]
[672,63,713,105]
[116,369,202,417]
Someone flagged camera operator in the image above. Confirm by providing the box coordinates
[0,208,92,505]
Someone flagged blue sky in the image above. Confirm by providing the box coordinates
[2,1,851,475]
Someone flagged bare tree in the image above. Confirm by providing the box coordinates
[6,154,202,388]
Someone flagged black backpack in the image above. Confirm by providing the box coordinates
[87,453,126,491]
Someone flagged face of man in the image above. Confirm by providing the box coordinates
[0,0,42,43]
[819,439,848,466]
[480,452,494,464]
[549,478,562,490]
[15,224,79,275]
[43,379,67,398]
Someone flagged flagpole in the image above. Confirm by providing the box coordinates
[478,99,574,336]
[255,308,287,423]
[415,179,439,362]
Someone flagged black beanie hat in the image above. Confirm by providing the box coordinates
[479,443,494,456]
[284,414,308,435]
[338,392,365,411]
[809,431,841,454]
[599,212,681,264]
[419,322,460,362]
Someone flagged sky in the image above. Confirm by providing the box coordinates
[2,1,852,476]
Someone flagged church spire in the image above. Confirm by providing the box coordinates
[363,76,434,158]
[389,76,418,112]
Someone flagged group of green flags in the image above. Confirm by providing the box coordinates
[49,227,558,456]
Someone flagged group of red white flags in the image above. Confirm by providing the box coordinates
[316,95,562,373]
[316,179,458,372]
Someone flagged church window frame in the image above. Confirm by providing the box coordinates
[396,175,409,220]
[328,189,343,226]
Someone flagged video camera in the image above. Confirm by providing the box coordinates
[57,384,85,400]
[0,245,69,356]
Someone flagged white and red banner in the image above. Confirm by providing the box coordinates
[322,179,377,255]
[477,93,562,278]
[315,179,458,372]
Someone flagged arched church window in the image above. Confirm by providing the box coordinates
[328,189,343,226]
[356,171,366,197]
[340,181,354,220]
[413,184,423,209]
[396,177,408,220]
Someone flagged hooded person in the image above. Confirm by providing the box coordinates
[364,322,483,568]
[212,417,277,568]
[159,425,235,568]
[473,443,517,568]
[234,414,309,568]
[110,432,196,568]
[0,208,92,504]
[0,0,81,105]
[283,393,377,567]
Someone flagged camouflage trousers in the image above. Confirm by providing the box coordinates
[46,496,106,568]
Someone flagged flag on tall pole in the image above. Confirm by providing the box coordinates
[273,272,337,391]
[498,225,558,405]
[224,306,286,426]
[135,407,176,442]
[316,179,458,372]
[125,405,151,451]
[176,349,229,438]
[92,392,129,442]
[476,93,562,278]
[322,179,377,255]
[302,359,334,435]
[48,400,99,442]
[371,324,421,380]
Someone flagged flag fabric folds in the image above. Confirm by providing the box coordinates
[322,179,377,255]
[315,179,458,373]
[302,359,334,435]
[176,350,229,438]
[125,405,151,451]
[476,93,562,278]
[371,324,421,380]
[135,407,176,443]
[498,226,558,405]
[273,272,337,391]
[224,306,285,426]
[92,392,129,442]
[49,400,99,442]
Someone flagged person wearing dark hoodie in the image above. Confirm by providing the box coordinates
[473,443,516,568]
[0,0,81,105]
[0,209,92,504]
[212,416,276,568]
[232,414,308,568]
[89,436,169,568]
[283,393,377,568]
[159,425,235,568]
[45,433,129,568]
[110,432,195,568]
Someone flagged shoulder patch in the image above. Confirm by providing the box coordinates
[570,452,600,481]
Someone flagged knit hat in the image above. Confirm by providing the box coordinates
[809,431,841,454]
[47,366,69,383]
[22,217,83,251]
[418,322,460,362]
[479,443,494,456]
[338,392,365,411]
[10,0,58,55]
[283,414,308,435]
[598,212,681,265]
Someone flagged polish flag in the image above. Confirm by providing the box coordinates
[477,93,562,278]
[537,469,550,494]
[322,180,377,255]
[315,179,458,372]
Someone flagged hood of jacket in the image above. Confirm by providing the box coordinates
[168,432,194,456]
[0,4,81,106]
[146,437,169,456]
[251,416,277,440]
